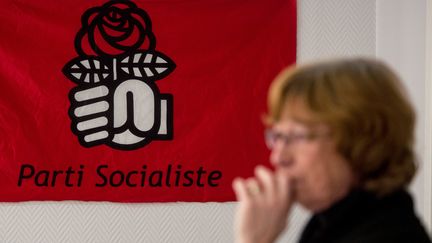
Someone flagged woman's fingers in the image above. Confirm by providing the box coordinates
[233,178,249,201]
[255,165,276,198]
[232,166,293,243]
[233,177,262,201]
[246,178,261,197]
[234,166,289,201]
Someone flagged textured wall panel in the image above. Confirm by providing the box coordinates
[0,0,376,242]
[298,0,375,61]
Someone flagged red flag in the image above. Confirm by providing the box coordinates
[0,0,296,202]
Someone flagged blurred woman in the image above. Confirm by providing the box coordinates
[233,58,431,243]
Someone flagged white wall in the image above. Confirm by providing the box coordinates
[376,0,431,231]
[0,1,429,242]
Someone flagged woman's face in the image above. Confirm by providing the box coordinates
[268,115,355,212]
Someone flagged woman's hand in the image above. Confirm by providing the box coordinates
[232,166,294,243]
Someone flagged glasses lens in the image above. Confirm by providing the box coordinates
[264,129,275,149]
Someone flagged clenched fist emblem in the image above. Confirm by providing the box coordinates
[63,0,175,150]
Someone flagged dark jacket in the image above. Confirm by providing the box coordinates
[298,190,431,243]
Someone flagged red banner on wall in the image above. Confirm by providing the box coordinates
[0,0,296,202]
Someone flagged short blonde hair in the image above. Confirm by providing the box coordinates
[266,58,416,196]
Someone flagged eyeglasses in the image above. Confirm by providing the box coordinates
[264,129,328,149]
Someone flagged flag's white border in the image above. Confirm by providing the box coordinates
[424,0,432,233]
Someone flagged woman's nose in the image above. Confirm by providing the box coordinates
[269,140,292,167]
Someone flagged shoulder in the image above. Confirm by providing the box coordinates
[337,190,431,243]
[299,190,431,243]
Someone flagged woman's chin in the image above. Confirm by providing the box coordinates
[295,193,324,212]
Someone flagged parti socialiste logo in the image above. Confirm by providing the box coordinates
[63,0,175,150]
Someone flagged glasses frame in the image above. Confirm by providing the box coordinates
[264,128,328,149]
